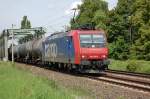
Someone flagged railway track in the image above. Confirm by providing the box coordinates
[17,62,150,93]
[105,69,150,78]
[84,70,150,93]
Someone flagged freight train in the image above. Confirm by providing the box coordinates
[8,28,109,73]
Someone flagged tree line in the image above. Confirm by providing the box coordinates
[71,0,150,61]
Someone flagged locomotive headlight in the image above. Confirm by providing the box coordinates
[82,55,85,58]
[82,55,87,59]
[102,55,107,59]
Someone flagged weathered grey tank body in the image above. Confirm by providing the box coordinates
[11,38,45,60]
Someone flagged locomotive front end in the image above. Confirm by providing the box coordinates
[78,31,109,70]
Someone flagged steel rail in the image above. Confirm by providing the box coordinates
[105,69,150,78]
[84,71,150,93]
[87,76,150,93]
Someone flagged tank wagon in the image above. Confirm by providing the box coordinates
[9,29,109,73]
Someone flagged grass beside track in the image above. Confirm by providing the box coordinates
[0,62,91,99]
[109,59,150,74]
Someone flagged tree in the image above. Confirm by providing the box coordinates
[21,16,31,29]
[130,0,150,60]
[107,0,136,60]
[108,0,150,60]
[19,16,32,43]
[71,0,108,30]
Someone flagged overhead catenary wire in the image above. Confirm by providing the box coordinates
[45,15,71,33]
[44,12,72,27]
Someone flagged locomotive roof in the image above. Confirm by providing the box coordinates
[46,29,105,41]
[46,31,68,40]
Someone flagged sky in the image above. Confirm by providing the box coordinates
[0,0,118,34]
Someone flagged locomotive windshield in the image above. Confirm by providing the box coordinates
[80,34,105,48]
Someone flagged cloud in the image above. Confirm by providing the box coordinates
[65,1,83,15]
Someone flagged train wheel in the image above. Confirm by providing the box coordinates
[105,65,108,70]
[101,65,108,70]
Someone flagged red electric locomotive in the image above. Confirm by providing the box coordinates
[68,29,109,73]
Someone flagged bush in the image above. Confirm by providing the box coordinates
[145,53,150,61]
[108,37,129,60]
[126,61,138,72]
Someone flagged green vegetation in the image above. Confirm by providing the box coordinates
[0,62,91,99]
[71,0,108,30]
[19,16,32,43]
[109,59,150,74]
[71,0,150,61]
[21,16,31,29]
